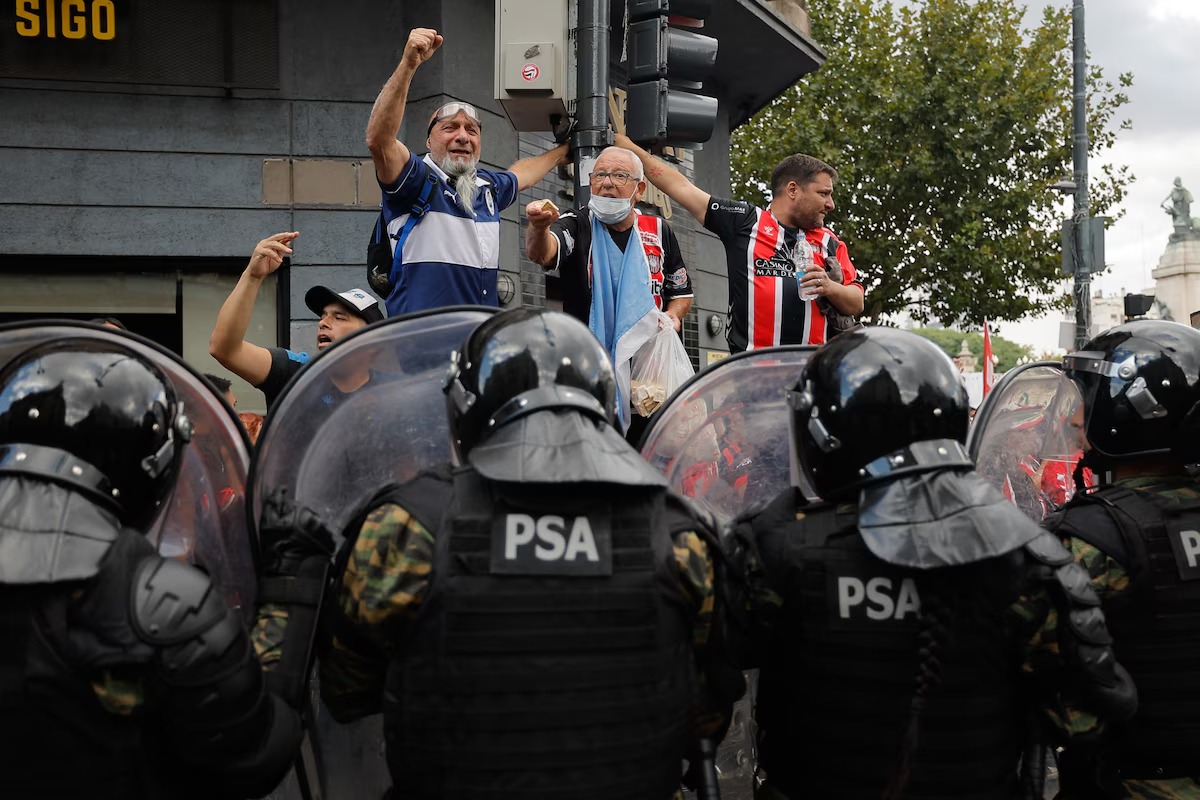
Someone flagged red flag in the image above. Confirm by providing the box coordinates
[982,320,995,397]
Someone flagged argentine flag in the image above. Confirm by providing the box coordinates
[588,213,659,432]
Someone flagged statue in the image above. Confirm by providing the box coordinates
[1162,177,1195,233]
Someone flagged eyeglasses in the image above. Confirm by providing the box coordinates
[590,170,636,187]
[427,102,481,134]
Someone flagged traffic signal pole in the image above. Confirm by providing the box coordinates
[573,0,611,209]
[1071,0,1092,350]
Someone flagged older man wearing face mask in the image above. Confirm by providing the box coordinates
[366,28,569,317]
[525,146,693,332]
[526,145,693,441]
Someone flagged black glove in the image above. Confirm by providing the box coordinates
[257,487,335,709]
[259,486,334,578]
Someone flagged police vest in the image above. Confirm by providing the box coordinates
[0,525,159,798]
[749,491,1027,800]
[382,467,698,800]
[1053,484,1200,776]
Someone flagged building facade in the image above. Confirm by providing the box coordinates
[1,0,821,411]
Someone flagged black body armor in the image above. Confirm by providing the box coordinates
[381,467,700,800]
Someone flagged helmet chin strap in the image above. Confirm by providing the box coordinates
[1071,456,1089,493]
[0,443,120,513]
[1074,449,1112,492]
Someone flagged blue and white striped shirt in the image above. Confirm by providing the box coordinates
[380,154,518,316]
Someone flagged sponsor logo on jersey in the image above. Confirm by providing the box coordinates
[753,256,796,278]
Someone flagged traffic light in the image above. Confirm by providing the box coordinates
[1124,293,1154,320]
[625,0,719,148]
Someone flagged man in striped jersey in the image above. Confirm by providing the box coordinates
[367,28,569,317]
[616,134,864,352]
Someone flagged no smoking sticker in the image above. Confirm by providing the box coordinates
[521,63,540,81]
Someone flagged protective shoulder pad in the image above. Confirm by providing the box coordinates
[1023,530,1075,568]
[664,490,717,539]
[1031,537,1138,723]
[736,486,804,530]
[130,556,226,646]
[394,469,455,533]
[1049,491,1131,565]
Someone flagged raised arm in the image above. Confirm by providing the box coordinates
[614,134,712,225]
[509,143,570,191]
[365,28,443,186]
[523,200,561,268]
[209,232,298,387]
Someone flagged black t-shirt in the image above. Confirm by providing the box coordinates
[549,209,693,323]
[257,347,310,408]
[256,348,386,410]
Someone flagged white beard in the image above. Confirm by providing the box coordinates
[440,155,480,216]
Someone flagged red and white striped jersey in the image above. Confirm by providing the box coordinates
[704,198,862,352]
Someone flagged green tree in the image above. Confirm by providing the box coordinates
[731,0,1132,326]
[911,327,1032,372]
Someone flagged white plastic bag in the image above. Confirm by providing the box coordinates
[629,314,696,417]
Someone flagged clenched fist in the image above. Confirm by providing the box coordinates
[404,28,443,67]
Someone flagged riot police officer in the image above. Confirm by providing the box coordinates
[0,337,301,799]
[259,308,732,799]
[727,327,1135,800]
[1046,319,1200,799]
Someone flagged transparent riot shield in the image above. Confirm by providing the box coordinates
[640,346,814,800]
[968,362,1092,522]
[251,307,494,800]
[640,346,817,527]
[251,306,494,547]
[0,321,256,618]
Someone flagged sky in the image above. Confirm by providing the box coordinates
[983,0,1200,353]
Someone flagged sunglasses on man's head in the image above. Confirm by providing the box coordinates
[427,102,481,135]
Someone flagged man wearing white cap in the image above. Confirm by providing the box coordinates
[366,27,569,316]
[210,231,384,408]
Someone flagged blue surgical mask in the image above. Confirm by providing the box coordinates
[589,194,634,225]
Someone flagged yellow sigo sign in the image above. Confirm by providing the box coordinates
[15,0,116,40]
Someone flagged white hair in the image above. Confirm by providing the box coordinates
[598,146,644,181]
[440,155,480,216]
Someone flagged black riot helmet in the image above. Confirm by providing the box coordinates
[444,308,619,460]
[789,327,971,500]
[1063,319,1200,463]
[0,338,192,528]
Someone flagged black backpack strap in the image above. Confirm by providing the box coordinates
[371,208,384,245]
[367,171,441,300]
[390,174,440,270]
[1053,485,1161,577]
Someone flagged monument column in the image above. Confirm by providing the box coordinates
[1152,178,1200,323]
